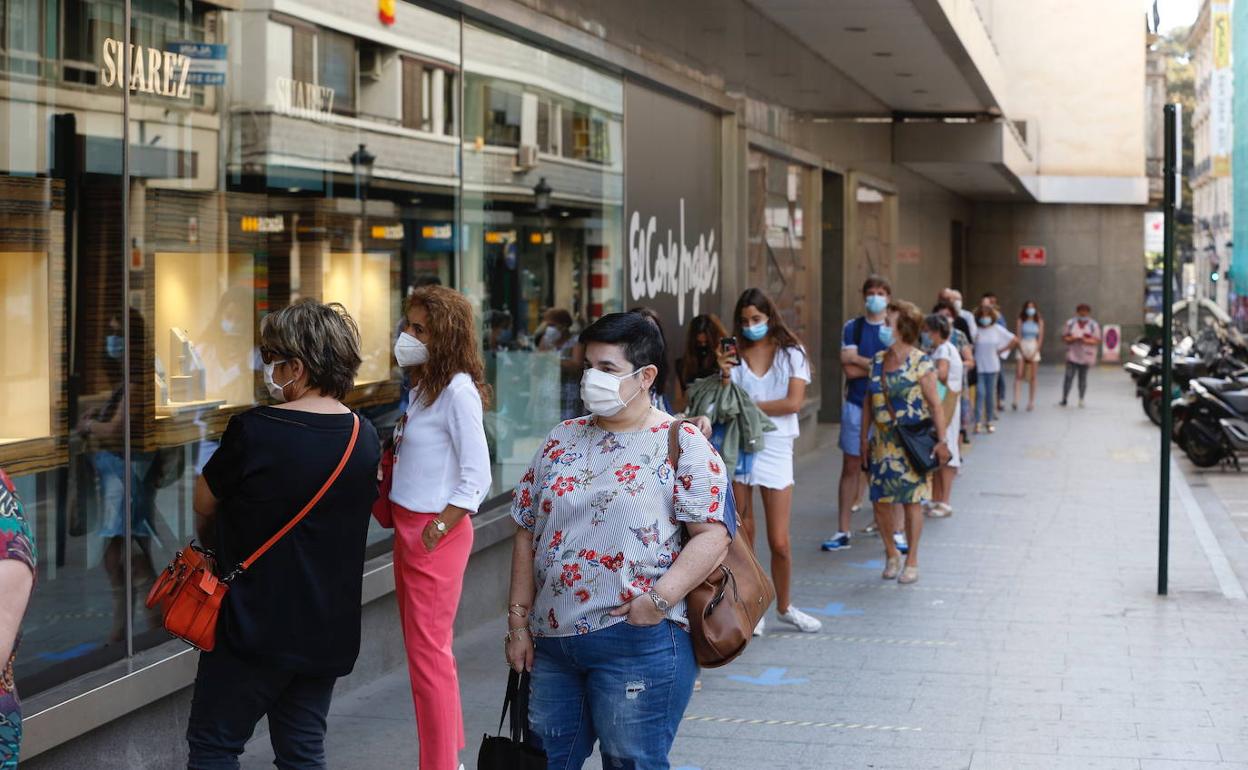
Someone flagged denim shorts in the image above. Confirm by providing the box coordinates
[840,400,865,457]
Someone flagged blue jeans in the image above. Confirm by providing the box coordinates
[186,643,337,769]
[529,620,698,770]
[976,371,999,424]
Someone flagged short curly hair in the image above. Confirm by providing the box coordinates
[888,300,925,346]
[259,299,362,400]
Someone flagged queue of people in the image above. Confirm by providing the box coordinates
[0,269,1106,769]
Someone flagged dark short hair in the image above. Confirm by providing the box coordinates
[863,275,892,296]
[1076,303,1092,313]
[924,313,951,340]
[546,308,573,328]
[580,313,667,394]
[933,299,957,315]
[260,300,362,400]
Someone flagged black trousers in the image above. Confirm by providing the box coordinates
[186,643,337,770]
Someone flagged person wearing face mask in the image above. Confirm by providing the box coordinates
[382,286,492,770]
[971,306,1016,433]
[1061,303,1101,407]
[675,313,730,412]
[538,307,587,419]
[726,288,822,634]
[1013,301,1045,411]
[825,276,893,554]
[186,300,380,768]
[506,312,730,769]
[862,301,952,584]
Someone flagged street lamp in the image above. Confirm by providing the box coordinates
[533,176,551,214]
[349,143,376,227]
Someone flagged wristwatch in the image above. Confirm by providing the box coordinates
[647,590,670,612]
[432,519,448,534]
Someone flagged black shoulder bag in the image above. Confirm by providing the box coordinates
[478,669,547,770]
[877,355,944,476]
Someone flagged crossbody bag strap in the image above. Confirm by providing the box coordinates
[227,413,360,581]
[875,355,900,425]
[667,419,687,471]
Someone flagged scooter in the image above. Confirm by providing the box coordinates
[1179,376,1248,468]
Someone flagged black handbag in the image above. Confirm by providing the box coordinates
[878,359,943,476]
[478,670,547,770]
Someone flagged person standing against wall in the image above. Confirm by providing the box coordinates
[1061,303,1101,407]
[825,277,892,552]
[388,286,492,770]
[730,288,822,634]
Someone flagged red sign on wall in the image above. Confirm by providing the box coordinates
[1018,245,1047,266]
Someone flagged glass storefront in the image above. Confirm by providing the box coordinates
[4,0,627,702]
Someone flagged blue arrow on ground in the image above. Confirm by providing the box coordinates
[802,602,865,617]
[847,559,884,570]
[727,667,808,686]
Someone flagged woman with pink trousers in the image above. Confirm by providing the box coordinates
[387,285,492,769]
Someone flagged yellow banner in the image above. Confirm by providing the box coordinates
[1214,12,1231,70]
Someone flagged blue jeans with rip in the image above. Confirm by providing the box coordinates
[529,620,698,770]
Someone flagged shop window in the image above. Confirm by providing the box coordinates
[2,0,45,77]
[63,0,124,84]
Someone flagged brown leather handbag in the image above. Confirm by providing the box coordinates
[668,421,775,668]
[145,414,360,651]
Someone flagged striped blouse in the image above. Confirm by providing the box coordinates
[511,418,728,638]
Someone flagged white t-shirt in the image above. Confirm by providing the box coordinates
[972,325,1014,374]
[390,372,492,513]
[932,340,963,393]
[730,345,811,438]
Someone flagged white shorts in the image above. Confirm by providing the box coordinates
[735,433,795,490]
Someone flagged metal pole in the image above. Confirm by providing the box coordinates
[122,0,134,653]
[1159,103,1179,596]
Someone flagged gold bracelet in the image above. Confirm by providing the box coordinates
[508,604,529,618]
[504,627,530,643]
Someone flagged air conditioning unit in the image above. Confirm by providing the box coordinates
[359,46,385,81]
[515,144,540,171]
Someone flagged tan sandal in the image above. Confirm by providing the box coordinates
[898,566,919,584]
[882,555,902,580]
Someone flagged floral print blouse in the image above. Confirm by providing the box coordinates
[0,468,35,767]
[511,418,728,638]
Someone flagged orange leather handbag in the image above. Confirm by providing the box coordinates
[146,414,360,651]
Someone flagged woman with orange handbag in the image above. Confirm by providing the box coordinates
[185,300,380,769]
[383,285,492,770]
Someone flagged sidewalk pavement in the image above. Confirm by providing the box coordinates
[243,365,1248,770]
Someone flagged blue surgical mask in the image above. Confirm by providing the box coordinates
[865,295,888,315]
[742,322,768,342]
[878,325,895,347]
[106,334,124,360]
[920,332,933,350]
[978,316,992,327]
[1025,307,1036,317]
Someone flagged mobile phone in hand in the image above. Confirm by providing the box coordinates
[720,336,740,365]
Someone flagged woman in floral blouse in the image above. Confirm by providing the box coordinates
[0,467,35,767]
[506,312,731,770]
[861,300,950,586]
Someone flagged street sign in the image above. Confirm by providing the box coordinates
[169,43,227,86]
[1145,212,1164,252]
[1018,245,1046,266]
[896,246,919,265]
[1102,324,1122,362]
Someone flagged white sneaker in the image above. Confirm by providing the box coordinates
[778,606,823,633]
[893,531,909,554]
[753,616,766,637]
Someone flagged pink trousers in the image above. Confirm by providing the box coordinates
[393,509,473,770]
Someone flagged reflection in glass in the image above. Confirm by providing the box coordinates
[462,24,624,499]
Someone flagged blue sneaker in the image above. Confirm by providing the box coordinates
[821,532,851,551]
[893,531,909,554]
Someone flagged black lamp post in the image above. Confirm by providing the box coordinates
[350,143,376,231]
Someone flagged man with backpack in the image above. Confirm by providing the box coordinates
[824,276,892,552]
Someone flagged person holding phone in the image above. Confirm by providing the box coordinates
[725,288,822,635]
[1061,303,1100,407]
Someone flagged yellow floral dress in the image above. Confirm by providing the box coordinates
[868,348,935,503]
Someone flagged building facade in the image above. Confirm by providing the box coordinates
[1191,0,1235,310]
[7,1,1147,764]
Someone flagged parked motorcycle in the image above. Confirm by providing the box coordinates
[1179,376,1248,468]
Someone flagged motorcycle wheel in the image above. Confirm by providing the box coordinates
[1182,426,1226,468]
[1144,390,1163,427]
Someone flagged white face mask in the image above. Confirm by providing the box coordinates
[394,334,429,367]
[580,367,647,418]
[264,361,295,402]
[953,299,963,312]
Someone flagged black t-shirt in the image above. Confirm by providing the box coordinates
[203,406,380,677]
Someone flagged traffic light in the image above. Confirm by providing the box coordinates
[1212,270,1221,282]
